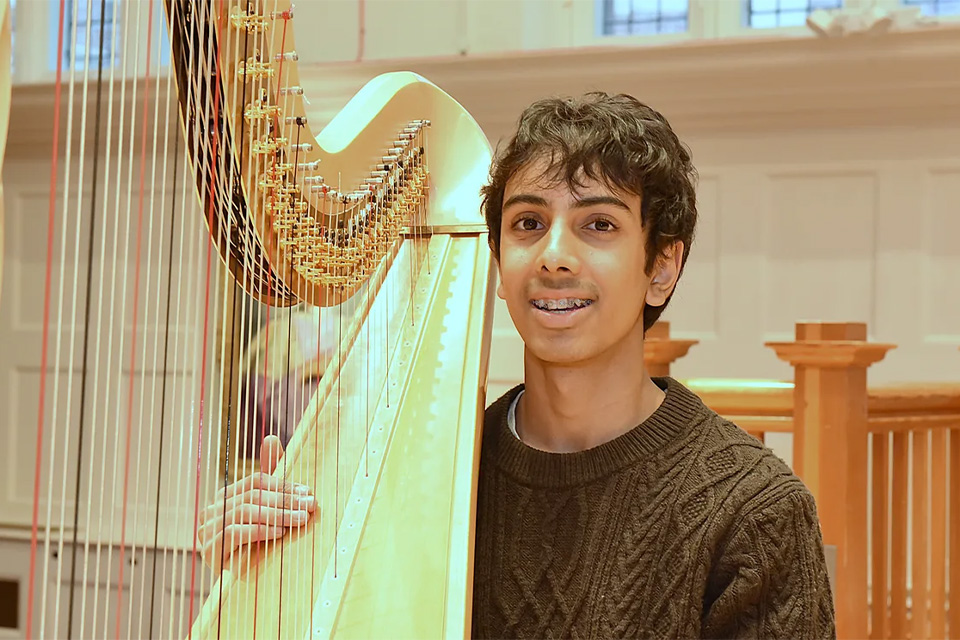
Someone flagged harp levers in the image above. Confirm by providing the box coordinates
[24,0,494,638]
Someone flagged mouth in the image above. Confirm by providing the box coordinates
[530,298,594,314]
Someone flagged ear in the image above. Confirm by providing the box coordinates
[489,238,506,300]
[645,241,684,308]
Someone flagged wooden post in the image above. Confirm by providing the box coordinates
[766,322,894,640]
[643,322,698,377]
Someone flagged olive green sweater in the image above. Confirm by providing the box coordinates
[471,377,836,639]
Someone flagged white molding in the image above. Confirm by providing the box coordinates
[7,25,960,157]
[294,24,960,139]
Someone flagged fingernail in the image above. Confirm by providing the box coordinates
[298,496,316,511]
[293,510,309,524]
[294,483,312,496]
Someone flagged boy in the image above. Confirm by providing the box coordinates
[468,92,835,637]
[200,92,836,638]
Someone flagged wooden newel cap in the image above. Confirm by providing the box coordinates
[765,341,895,368]
[766,321,894,368]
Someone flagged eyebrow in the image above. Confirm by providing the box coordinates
[502,193,633,213]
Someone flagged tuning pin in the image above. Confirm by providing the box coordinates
[275,51,299,62]
[271,5,295,20]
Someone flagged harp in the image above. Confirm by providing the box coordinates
[21,0,496,638]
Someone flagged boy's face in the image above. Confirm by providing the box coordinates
[496,160,675,367]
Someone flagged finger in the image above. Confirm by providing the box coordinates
[200,524,286,571]
[260,435,284,475]
[225,488,316,514]
[213,471,310,503]
[197,500,316,545]
[202,488,316,524]
[219,503,313,530]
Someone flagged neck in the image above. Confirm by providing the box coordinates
[517,332,666,453]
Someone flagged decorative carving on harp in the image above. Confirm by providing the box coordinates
[23,0,495,638]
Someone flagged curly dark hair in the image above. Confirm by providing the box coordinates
[480,92,698,332]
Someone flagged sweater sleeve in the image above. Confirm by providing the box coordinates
[701,486,836,639]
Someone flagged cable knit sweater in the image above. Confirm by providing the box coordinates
[471,377,836,639]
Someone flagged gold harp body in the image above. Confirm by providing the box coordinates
[173,0,497,636]
[21,0,495,637]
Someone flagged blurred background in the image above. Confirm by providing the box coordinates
[0,0,958,637]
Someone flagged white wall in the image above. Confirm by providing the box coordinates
[2,6,960,637]
[11,0,960,84]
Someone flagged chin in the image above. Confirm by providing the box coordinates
[524,337,597,367]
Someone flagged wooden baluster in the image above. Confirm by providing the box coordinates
[766,321,894,640]
[643,321,698,378]
[871,431,889,639]
[914,430,930,638]
[930,427,947,639]
[891,432,910,639]
[950,426,960,640]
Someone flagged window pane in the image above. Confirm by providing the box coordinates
[747,0,842,29]
[58,0,121,71]
[601,0,690,35]
[778,9,809,25]
[902,0,960,15]
[751,12,780,27]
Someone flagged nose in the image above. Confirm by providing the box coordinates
[538,223,581,274]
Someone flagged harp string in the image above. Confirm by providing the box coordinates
[273,8,298,632]
[147,64,181,637]
[215,1,255,634]
[41,0,85,634]
[128,4,169,636]
[63,0,110,636]
[115,2,157,636]
[167,0,207,634]
[77,0,122,633]
[187,0,229,626]
[96,0,144,633]
[168,139,204,640]
[26,0,67,635]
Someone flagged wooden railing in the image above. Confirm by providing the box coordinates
[645,322,960,640]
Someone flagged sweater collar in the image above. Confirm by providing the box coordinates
[485,377,706,487]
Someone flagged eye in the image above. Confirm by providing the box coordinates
[513,216,544,232]
[586,217,617,232]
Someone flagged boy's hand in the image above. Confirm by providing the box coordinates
[197,435,316,572]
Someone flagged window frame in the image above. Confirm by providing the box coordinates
[578,0,958,45]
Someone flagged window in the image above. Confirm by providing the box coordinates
[60,0,121,70]
[747,0,843,28]
[601,0,689,35]
[901,0,960,15]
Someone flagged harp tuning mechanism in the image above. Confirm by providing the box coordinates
[271,5,295,20]
[253,136,288,154]
[230,8,270,32]
[244,102,281,122]
[237,57,275,81]
[275,51,299,62]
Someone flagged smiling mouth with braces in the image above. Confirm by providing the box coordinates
[531,298,593,311]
